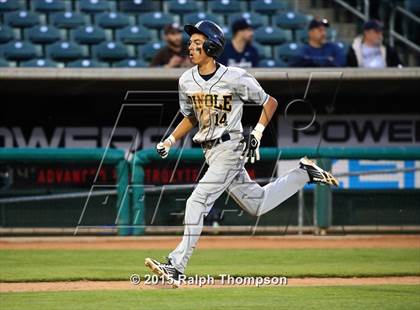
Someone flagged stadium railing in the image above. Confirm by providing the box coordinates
[131,146,420,236]
[0,148,130,235]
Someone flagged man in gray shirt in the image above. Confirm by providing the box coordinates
[347,19,402,68]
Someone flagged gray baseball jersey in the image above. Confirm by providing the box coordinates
[178,63,269,143]
[168,63,310,274]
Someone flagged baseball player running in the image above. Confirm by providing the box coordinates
[145,20,338,287]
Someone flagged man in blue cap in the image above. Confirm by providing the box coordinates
[218,18,259,68]
[347,19,402,68]
[290,18,346,67]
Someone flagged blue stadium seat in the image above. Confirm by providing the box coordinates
[254,26,292,45]
[51,11,85,29]
[73,25,106,44]
[2,40,37,60]
[97,12,130,29]
[79,0,111,14]
[116,25,151,44]
[140,12,174,30]
[274,11,308,30]
[296,29,307,43]
[184,12,221,25]
[210,0,241,14]
[93,41,129,61]
[114,58,148,67]
[335,41,349,55]
[0,58,10,67]
[27,25,61,44]
[138,41,163,61]
[47,40,84,61]
[33,0,66,13]
[67,58,108,67]
[258,58,287,67]
[168,0,199,14]
[251,0,287,15]
[406,0,420,12]
[253,42,270,59]
[220,25,232,41]
[20,58,59,67]
[119,0,159,13]
[4,11,40,28]
[276,42,303,63]
[327,28,338,42]
[0,0,22,12]
[0,25,15,43]
[228,12,265,29]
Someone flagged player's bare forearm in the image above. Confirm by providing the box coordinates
[172,116,197,141]
[257,96,278,127]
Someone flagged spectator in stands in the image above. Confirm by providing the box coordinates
[290,18,346,67]
[218,18,259,68]
[347,19,402,68]
[150,23,191,68]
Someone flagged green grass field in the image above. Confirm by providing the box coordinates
[1,286,419,310]
[1,248,419,309]
[0,249,419,282]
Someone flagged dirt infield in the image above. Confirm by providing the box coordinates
[1,277,419,292]
[0,235,419,250]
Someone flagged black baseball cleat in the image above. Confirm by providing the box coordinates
[300,157,339,186]
[144,257,183,288]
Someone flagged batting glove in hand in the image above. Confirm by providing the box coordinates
[156,135,175,159]
[241,128,263,164]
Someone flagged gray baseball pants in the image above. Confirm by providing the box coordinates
[168,138,309,273]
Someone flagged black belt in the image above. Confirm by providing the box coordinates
[201,133,231,149]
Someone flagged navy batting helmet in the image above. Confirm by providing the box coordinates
[184,20,225,58]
